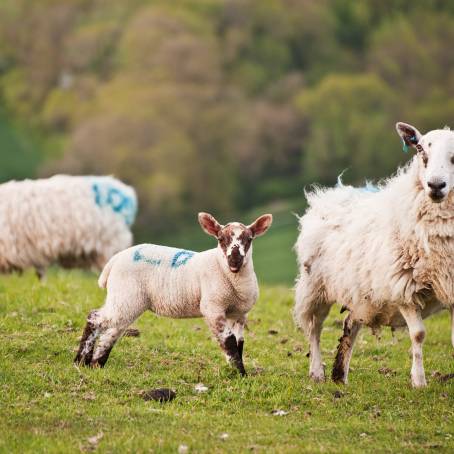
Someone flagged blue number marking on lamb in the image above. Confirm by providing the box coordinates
[133,248,162,266]
[171,250,195,268]
[91,180,137,226]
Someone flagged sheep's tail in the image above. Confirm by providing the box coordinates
[98,254,117,289]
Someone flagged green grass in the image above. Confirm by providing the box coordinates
[1,270,453,453]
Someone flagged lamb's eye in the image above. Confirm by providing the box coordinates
[451,156,454,165]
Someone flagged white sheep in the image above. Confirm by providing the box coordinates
[74,212,272,375]
[294,122,454,388]
[0,174,137,278]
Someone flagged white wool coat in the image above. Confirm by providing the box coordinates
[0,175,137,273]
[98,244,259,324]
[295,157,454,330]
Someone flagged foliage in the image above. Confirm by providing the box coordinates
[0,0,453,233]
[296,74,403,185]
[1,271,453,452]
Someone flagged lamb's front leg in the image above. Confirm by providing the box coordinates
[400,305,426,388]
[205,314,246,376]
[229,316,247,363]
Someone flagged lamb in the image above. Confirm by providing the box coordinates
[294,122,454,388]
[0,175,137,278]
[74,212,272,375]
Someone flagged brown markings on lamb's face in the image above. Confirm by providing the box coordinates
[217,223,253,273]
[198,212,273,274]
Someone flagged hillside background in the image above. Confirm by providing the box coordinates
[1,0,453,284]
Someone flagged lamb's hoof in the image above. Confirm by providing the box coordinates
[74,355,87,367]
[239,369,247,377]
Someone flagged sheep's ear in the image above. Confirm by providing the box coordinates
[396,122,422,152]
[198,212,223,238]
[248,214,273,238]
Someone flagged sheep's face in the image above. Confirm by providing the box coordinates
[397,122,454,202]
[198,212,273,273]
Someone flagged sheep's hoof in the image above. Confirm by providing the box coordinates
[309,372,325,383]
[331,370,348,384]
[332,377,347,385]
[411,377,427,388]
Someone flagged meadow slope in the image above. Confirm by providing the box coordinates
[1,271,453,453]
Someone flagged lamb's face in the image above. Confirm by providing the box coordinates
[396,122,454,202]
[217,223,252,273]
[198,212,273,273]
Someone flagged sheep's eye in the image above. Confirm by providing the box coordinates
[451,156,454,165]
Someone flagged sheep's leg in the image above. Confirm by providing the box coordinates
[450,306,454,349]
[35,267,46,281]
[90,327,125,368]
[400,305,426,388]
[74,310,101,366]
[332,314,361,384]
[205,314,246,376]
[89,300,147,368]
[308,304,331,382]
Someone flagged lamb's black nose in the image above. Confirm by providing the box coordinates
[428,181,446,191]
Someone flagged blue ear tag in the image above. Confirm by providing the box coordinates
[402,135,417,153]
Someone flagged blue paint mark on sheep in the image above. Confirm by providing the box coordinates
[133,248,162,266]
[360,182,380,193]
[171,250,195,268]
[336,175,380,194]
[91,180,137,226]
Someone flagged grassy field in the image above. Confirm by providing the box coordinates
[1,270,454,453]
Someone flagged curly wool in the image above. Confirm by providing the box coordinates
[0,175,137,274]
[294,157,454,331]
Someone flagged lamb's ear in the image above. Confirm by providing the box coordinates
[198,212,223,238]
[396,122,423,152]
[248,214,273,238]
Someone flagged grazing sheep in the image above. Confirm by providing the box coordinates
[294,122,454,388]
[74,212,272,375]
[0,175,137,278]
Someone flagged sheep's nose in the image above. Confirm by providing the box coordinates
[428,180,446,191]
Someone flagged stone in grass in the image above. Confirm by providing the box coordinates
[194,383,209,393]
[271,409,288,416]
[141,388,176,403]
